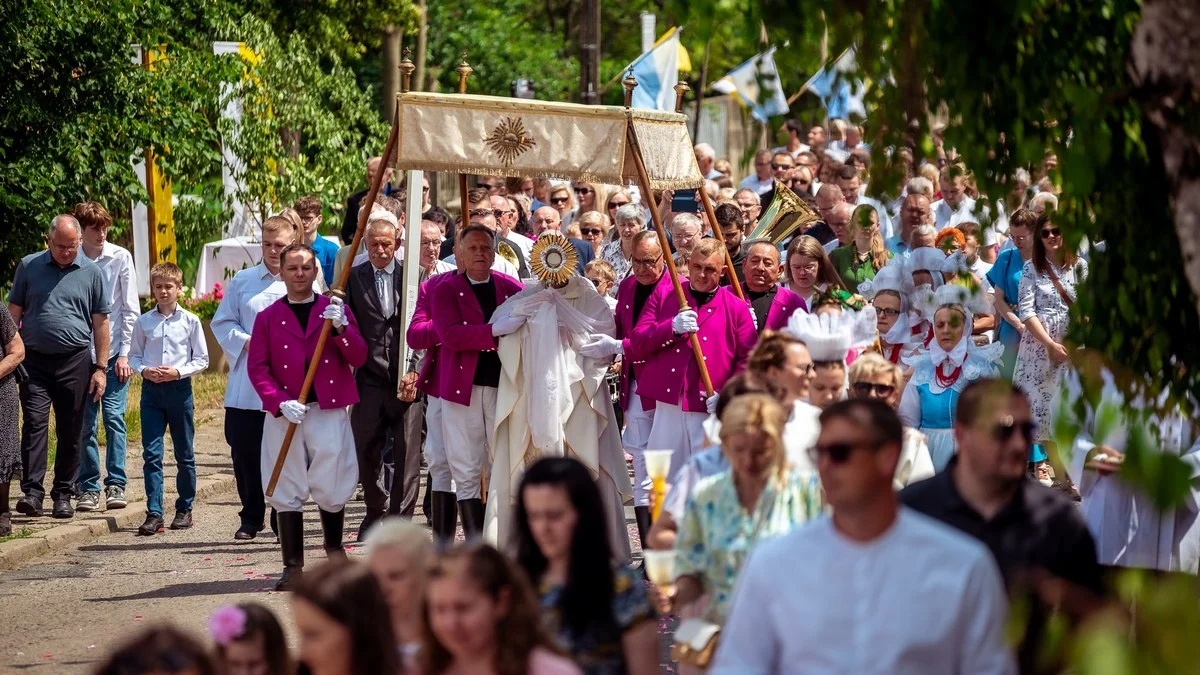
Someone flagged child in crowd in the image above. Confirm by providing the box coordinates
[584,259,618,310]
[210,603,294,675]
[129,262,209,536]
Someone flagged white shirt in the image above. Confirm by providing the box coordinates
[210,263,290,410]
[422,259,456,281]
[739,175,775,196]
[931,196,978,230]
[128,305,209,378]
[770,144,810,159]
[823,239,842,254]
[85,242,139,358]
[712,509,1015,675]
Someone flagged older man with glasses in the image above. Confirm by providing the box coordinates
[712,398,1016,675]
[901,378,1102,675]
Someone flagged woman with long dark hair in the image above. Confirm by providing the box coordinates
[94,626,217,675]
[783,235,845,310]
[513,458,657,675]
[421,543,582,675]
[291,560,401,675]
[210,603,294,675]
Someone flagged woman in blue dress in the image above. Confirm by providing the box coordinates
[899,282,1003,471]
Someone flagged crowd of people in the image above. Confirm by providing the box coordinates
[2,114,1199,675]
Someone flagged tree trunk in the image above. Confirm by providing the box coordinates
[382,25,402,120]
[1130,0,1200,319]
[414,0,428,91]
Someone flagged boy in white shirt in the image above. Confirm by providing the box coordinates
[129,263,209,535]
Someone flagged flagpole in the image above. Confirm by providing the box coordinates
[600,27,680,95]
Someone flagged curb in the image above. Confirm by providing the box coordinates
[0,472,239,572]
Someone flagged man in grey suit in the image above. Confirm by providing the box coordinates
[345,214,418,538]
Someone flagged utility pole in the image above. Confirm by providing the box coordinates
[382,25,402,119]
[579,0,601,104]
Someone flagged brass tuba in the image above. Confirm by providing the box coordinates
[747,179,821,246]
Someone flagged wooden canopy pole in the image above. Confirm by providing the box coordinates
[677,82,745,301]
[456,53,473,221]
[624,72,715,397]
[265,107,403,497]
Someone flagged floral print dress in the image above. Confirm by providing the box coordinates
[538,564,655,675]
[1013,257,1088,443]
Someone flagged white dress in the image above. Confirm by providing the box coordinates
[1012,258,1087,443]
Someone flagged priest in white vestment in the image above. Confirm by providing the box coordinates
[1059,365,1200,573]
[484,237,633,562]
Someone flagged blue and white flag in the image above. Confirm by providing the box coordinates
[804,48,867,120]
[630,27,684,111]
[711,46,790,122]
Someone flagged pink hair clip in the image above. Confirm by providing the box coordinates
[209,605,247,646]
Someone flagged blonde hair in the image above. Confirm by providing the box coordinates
[564,224,582,239]
[261,215,298,240]
[149,262,183,287]
[718,393,789,480]
[690,237,725,261]
[576,210,609,234]
[848,352,902,390]
[850,204,889,271]
[919,163,940,194]
[365,518,434,576]
[584,259,616,283]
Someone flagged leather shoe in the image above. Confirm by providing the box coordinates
[15,496,43,517]
[52,498,74,519]
[234,526,256,540]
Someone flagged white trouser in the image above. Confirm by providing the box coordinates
[622,382,656,507]
[261,406,358,513]
[439,385,498,500]
[645,401,708,484]
[424,397,455,492]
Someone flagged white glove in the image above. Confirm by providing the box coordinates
[491,315,526,337]
[672,310,699,335]
[321,296,348,329]
[706,393,719,415]
[579,334,623,359]
[748,303,759,327]
[280,400,310,424]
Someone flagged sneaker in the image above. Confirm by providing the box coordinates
[138,514,164,536]
[105,486,128,509]
[76,492,102,512]
[170,510,193,530]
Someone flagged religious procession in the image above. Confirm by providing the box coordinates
[3,0,1199,673]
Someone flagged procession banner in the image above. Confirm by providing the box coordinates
[392,92,705,190]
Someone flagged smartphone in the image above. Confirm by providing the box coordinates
[671,188,701,213]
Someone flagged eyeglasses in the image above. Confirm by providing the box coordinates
[493,209,513,218]
[990,417,1036,443]
[580,228,603,236]
[632,255,662,268]
[587,277,602,287]
[480,182,502,189]
[574,187,593,195]
[608,201,630,210]
[771,163,794,170]
[807,441,876,465]
[420,238,441,248]
[468,208,493,218]
[1041,228,1061,239]
[852,382,896,398]
[550,196,570,204]
[873,307,900,318]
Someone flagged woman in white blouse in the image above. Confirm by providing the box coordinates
[1012,214,1087,458]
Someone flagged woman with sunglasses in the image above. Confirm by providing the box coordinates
[672,394,822,625]
[898,284,1004,471]
[564,181,607,228]
[604,188,633,229]
[599,204,646,295]
[513,458,658,675]
[548,185,575,218]
[576,211,610,258]
[848,353,934,488]
[1012,214,1087,479]
[783,235,845,310]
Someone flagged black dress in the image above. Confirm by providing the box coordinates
[0,305,20,481]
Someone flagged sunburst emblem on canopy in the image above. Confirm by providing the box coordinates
[484,117,537,166]
[530,232,577,288]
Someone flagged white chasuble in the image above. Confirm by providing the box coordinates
[485,276,634,562]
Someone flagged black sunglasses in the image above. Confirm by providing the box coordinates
[587,277,602,287]
[480,182,502,189]
[1041,227,1061,239]
[468,208,493,217]
[608,201,630,209]
[991,418,1036,443]
[580,228,603,236]
[550,196,570,204]
[492,209,512,218]
[771,163,794,170]
[807,441,876,465]
[852,382,896,398]
[574,187,593,195]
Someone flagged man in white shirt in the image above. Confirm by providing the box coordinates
[694,143,724,180]
[712,398,1016,675]
[75,202,140,513]
[823,203,852,255]
[210,215,303,540]
[738,150,775,196]
[770,119,811,159]
[932,164,977,230]
[836,164,895,240]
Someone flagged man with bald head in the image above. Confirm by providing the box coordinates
[579,229,671,547]
[529,206,595,274]
[742,239,805,333]
[340,155,398,244]
[9,215,112,518]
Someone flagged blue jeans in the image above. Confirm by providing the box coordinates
[79,362,130,492]
[141,379,196,517]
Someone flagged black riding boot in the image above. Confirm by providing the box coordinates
[431,491,458,544]
[634,505,653,550]
[320,508,346,559]
[276,511,305,591]
[458,498,484,539]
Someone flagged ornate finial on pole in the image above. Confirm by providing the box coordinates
[399,47,415,93]
[456,52,473,94]
[622,67,638,108]
[673,81,691,114]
